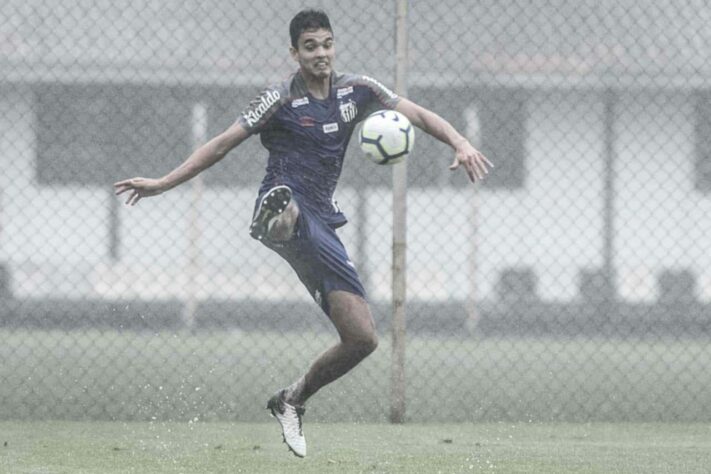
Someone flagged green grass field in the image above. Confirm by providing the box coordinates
[1,421,711,473]
[2,329,711,423]
[2,329,711,472]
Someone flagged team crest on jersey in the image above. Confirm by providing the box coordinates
[339,100,357,123]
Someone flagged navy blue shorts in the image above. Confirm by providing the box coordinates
[259,202,366,316]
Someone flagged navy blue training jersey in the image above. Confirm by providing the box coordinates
[237,70,401,227]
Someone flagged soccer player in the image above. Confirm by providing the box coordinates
[114,9,492,458]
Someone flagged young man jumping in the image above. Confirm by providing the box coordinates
[114,9,492,458]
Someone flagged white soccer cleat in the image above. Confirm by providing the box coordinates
[266,390,307,458]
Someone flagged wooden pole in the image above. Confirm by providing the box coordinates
[390,0,409,424]
[182,102,207,330]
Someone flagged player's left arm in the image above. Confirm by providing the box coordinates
[395,98,493,183]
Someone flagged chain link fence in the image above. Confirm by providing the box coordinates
[1,0,711,423]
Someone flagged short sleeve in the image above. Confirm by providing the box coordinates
[236,86,285,135]
[359,75,401,117]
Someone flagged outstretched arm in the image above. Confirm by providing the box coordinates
[114,121,250,205]
[395,98,493,183]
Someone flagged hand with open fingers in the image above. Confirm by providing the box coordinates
[113,177,165,206]
[449,141,493,183]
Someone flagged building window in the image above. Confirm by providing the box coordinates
[35,83,271,187]
[379,87,527,189]
[476,88,528,189]
[35,84,192,186]
[34,83,527,190]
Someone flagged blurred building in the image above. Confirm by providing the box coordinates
[1,1,710,319]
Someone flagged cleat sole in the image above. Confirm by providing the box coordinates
[250,186,292,240]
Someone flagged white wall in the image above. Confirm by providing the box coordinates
[0,87,110,297]
[477,91,607,302]
[615,92,711,302]
[1,87,709,303]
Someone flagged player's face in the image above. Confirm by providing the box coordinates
[290,28,335,80]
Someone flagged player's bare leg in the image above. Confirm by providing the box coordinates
[283,290,378,405]
[267,291,377,457]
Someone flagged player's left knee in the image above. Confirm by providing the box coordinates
[351,332,378,358]
[364,334,378,356]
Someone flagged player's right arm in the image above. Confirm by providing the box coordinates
[114,121,249,206]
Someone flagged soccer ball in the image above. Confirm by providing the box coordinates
[359,110,415,165]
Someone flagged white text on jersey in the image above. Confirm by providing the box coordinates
[337,86,354,98]
[244,90,281,127]
[291,97,309,108]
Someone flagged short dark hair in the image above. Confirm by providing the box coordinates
[289,9,333,49]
